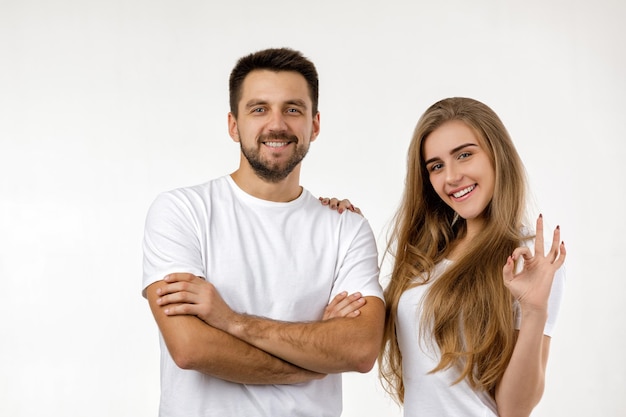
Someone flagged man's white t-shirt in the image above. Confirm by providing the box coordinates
[142,175,383,417]
[397,253,565,416]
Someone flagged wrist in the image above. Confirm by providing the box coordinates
[227,313,253,340]
[520,306,548,324]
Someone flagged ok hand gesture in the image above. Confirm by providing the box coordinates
[502,215,566,314]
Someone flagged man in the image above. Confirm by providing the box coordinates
[142,47,384,416]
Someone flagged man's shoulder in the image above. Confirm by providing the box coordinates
[158,176,228,199]
[299,189,370,229]
[147,176,231,216]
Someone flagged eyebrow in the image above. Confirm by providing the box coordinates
[244,99,308,109]
[285,99,307,108]
[245,99,267,109]
[424,143,478,165]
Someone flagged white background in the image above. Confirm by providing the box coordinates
[1,1,624,416]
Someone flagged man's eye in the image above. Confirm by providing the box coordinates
[252,108,265,113]
[286,108,300,113]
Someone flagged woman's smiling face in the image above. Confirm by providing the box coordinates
[423,120,495,231]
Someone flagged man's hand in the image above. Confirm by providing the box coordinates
[323,291,366,320]
[157,274,235,332]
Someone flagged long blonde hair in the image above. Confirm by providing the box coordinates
[379,97,530,402]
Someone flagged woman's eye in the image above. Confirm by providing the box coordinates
[458,152,471,159]
[430,163,443,172]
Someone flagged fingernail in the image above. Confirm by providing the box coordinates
[556,225,560,230]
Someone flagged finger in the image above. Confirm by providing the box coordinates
[337,199,353,214]
[553,241,566,268]
[157,291,194,307]
[502,256,515,284]
[352,206,363,216]
[547,225,561,263]
[330,297,366,319]
[318,197,330,205]
[163,273,195,283]
[156,281,190,296]
[338,292,365,308]
[329,198,340,210]
[323,292,347,320]
[163,303,199,316]
[511,246,533,262]
[534,214,545,256]
[339,297,366,316]
[323,292,363,319]
[326,291,348,309]
[327,292,361,312]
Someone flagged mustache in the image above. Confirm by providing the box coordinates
[258,132,298,143]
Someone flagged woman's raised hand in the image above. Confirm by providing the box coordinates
[503,214,566,313]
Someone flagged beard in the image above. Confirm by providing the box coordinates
[240,132,310,183]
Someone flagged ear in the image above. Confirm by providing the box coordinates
[228,112,239,142]
[309,112,321,143]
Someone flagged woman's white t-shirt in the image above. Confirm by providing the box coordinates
[397,253,565,416]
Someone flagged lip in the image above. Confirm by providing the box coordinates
[448,184,476,201]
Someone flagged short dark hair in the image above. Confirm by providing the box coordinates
[229,48,319,118]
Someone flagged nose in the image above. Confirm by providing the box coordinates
[445,163,462,184]
[267,110,288,132]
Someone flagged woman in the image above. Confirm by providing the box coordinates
[324,97,566,416]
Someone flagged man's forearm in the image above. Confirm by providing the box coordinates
[147,280,325,384]
[224,297,385,374]
[174,320,326,385]
[152,274,384,376]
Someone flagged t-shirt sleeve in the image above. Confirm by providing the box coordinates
[330,215,384,302]
[141,191,206,297]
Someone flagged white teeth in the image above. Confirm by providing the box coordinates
[265,142,288,148]
[452,185,475,198]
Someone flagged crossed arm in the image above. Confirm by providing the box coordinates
[147,273,384,383]
[147,277,325,384]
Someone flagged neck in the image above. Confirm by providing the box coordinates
[230,164,303,202]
